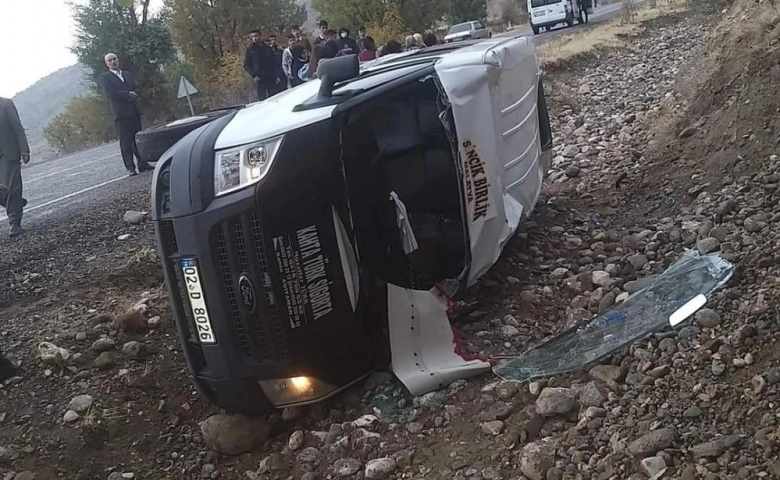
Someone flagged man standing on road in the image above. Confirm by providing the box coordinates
[101,53,152,177]
[0,96,30,238]
[243,29,280,101]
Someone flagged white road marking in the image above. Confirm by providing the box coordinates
[23,143,118,172]
[0,175,128,223]
[25,154,121,183]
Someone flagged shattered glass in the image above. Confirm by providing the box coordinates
[494,250,734,383]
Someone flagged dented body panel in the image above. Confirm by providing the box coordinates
[435,36,545,285]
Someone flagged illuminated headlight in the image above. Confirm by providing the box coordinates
[214,136,283,197]
[258,376,338,406]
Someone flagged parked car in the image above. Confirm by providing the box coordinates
[444,21,492,42]
[151,36,553,416]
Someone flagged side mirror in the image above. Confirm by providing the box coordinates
[317,55,360,98]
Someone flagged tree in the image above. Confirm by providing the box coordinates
[165,0,306,108]
[165,0,306,66]
[70,0,176,121]
[44,96,116,154]
[442,0,488,23]
[311,0,442,37]
[497,0,524,24]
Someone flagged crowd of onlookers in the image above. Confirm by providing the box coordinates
[243,20,444,101]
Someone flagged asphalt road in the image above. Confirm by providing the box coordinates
[1,1,633,233]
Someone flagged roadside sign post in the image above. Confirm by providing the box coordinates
[177,76,199,116]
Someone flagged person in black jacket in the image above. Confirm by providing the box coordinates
[101,53,152,177]
[337,28,358,56]
[243,29,280,101]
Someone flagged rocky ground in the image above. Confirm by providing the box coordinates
[3,0,780,478]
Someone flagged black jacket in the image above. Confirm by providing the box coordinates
[271,46,285,81]
[244,43,277,84]
[102,70,141,121]
[337,37,359,56]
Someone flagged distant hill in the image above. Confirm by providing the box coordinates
[12,64,92,162]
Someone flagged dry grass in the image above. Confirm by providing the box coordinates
[537,0,691,64]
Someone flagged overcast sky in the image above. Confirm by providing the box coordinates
[0,0,164,98]
[0,0,79,98]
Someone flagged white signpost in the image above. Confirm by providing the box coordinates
[177,76,198,116]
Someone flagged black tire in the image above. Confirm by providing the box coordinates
[566,14,575,27]
[537,80,552,152]
[532,25,540,34]
[135,108,241,164]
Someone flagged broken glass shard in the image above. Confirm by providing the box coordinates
[493,250,734,383]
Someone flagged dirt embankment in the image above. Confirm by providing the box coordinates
[640,0,780,194]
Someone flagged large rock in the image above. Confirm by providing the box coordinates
[520,438,556,480]
[482,420,505,436]
[334,458,361,477]
[365,458,396,479]
[93,352,115,370]
[68,394,93,414]
[288,430,304,451]
[123,210,148,224]
[200,414,273,456]
[641,456,667,478]
[562,145,580,158]
[536,387,576,416]
[695,308,721,328]
[627,254,648,270]
[90,337,115,353]
[574,381,607,407]
[122,341,147,359]
[691,435,741,458]
[696,237,720,254]
[627,427,676,456]
[297,447,321,463]
[589,365,625,388]
[591,271,612,288]
[114,310,148,333]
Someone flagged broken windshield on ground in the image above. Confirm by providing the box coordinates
[494,250,735,383]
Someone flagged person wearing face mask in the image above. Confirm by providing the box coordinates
[337,28,358,56]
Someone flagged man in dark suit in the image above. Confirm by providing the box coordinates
[102,53,153,176]
[0,96,30,237]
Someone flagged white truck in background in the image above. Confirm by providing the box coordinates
[527,0,589,34]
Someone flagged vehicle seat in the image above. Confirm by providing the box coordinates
[370,102,425,157]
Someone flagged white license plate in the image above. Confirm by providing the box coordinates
[180,258,217,344]
[535,11,546,16]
